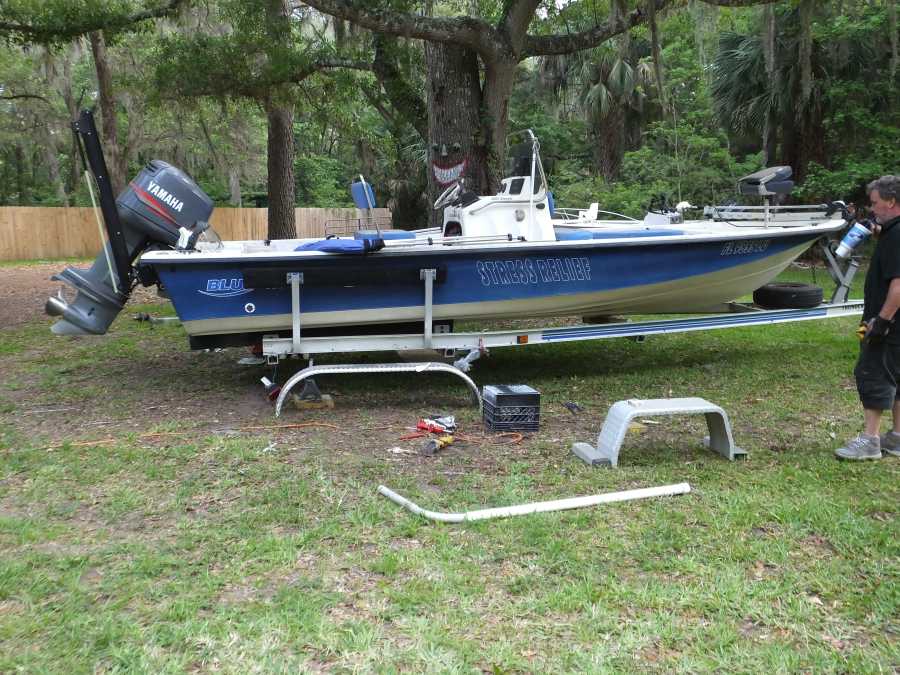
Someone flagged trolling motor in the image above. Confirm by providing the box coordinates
[46,109,214,335]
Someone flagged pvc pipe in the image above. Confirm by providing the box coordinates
[377,482,691,523]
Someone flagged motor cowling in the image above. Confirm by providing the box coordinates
[117,160,214,247]
[47,161,214,335]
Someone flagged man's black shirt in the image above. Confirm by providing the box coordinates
[863,215,900,339]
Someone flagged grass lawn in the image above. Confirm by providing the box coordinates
[0,263,897,673]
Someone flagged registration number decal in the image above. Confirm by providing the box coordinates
[720,240,771,256]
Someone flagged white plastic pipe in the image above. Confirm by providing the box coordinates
[377,482,691,523]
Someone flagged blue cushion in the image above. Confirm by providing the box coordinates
[547,191,555,216]
[589,229,683,239]
[354,230,415,240]
[295,238,384,254]
[555,229,593,241]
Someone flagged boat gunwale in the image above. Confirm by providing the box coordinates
[138,219,846,266]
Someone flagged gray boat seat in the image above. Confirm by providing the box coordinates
[738,166,794,196]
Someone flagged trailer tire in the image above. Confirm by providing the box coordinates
[753,282,823,309]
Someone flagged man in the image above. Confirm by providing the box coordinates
[836,175,900,460]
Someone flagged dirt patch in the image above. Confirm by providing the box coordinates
[0,263,71,329]
[0,262,163,330]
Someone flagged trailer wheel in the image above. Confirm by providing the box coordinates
[753,282,823,309]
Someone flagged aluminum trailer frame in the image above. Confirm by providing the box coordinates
[261,267,862,411]
[262,300,863,357]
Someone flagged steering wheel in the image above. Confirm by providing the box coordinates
[433,181,462,210]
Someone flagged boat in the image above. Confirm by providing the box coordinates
[46,112,849,351]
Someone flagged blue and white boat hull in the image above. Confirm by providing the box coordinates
[141,228,829,341]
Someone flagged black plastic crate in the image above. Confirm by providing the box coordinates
[482,385,540,432]
[482,384,540,407]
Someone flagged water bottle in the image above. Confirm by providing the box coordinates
[835,220,872,259]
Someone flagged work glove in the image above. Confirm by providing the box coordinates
[861,316,894,345]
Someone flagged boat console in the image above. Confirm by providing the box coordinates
[439,132,557,242]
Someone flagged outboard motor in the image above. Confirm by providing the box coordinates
[47,110,213,335]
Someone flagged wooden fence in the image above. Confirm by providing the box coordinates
[0,206,392,262]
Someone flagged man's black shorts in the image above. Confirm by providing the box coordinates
[854,340,900,409]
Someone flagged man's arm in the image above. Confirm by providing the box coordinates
[861,278,900,344]
[879,277,900,320]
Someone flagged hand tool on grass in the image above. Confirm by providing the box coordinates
[421,434,454,456]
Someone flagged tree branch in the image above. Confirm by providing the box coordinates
[290,56,371,82]
[524,0,672,57]
[500,0,541,55]
[0,93,53,104]
[699,0,780,5]
[0,0,188,43]
[371,35,427,138]
[300,0,498,54]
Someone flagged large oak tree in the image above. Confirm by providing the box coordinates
[301,0,780,198]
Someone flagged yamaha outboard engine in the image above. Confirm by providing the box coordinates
[47,110,213,335]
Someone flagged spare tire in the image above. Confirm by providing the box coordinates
[753,282,824,309]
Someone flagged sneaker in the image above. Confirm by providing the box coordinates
[835,434,882,460]
[879,431,900,457]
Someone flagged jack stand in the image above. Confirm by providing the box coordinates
[819,240,860,304]
[296,378,322,401]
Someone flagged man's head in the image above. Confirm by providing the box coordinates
[867,175,900,224]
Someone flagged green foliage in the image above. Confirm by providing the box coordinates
[0,0,897,213]
[0,0,174,44]
[295,155,353,207]
[550,118,761,217]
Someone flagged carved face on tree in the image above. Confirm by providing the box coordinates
[431,141,467,186]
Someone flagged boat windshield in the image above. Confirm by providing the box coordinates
[504,131,547,196]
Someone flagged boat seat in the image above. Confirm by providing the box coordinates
[738,166,794,196]
[354,230,415,240]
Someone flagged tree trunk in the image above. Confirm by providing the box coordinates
[689,0,718,82]
[797,0,814,110]
[593,0,629,181]
[41,128,69,206]
[594,106,626,181]
[425,41,490,226]
[38,48,70,205]
[889,0,898,84]
[228,168,242,207]
[59,42,82,194]
[264,0,296,240]
[647,0,667,113]
[88,30,126,195]
[762,4,778,166]
[198,111,242,206]
[481,60,518,192]
[792,0,822,185]
[265,100,296,239]
[14,144,29,204]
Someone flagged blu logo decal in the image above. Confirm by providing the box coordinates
[199,278,252,297]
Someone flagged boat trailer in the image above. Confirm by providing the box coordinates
[260,260,863,415]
